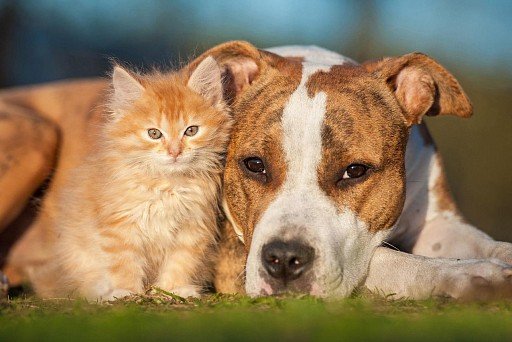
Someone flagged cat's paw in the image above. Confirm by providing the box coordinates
[168,285,201,298]
[438,259,512,300]
[103,288,133,301]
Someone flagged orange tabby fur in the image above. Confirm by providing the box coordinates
[29,57,232,300]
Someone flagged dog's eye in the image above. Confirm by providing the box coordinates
[342,164,369,179]
[184,126,199,137]
[244,157,266,174]
[148,128,162,139]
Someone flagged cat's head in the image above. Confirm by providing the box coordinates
[105,57,232,176]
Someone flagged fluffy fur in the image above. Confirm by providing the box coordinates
[31,57,232,300]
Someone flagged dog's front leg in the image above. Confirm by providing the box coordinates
[411,214,512,265]
[364,247,512,300]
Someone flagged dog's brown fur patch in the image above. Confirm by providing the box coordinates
[432,155,459,213]
[307,65,408,232]
[224,61,302,247]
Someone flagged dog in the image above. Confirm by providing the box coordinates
[1,41,511,299]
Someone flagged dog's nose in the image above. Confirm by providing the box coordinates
[261,240,315,283]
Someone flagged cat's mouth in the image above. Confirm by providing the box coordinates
[163,153,194,167]
[150,152,200,173]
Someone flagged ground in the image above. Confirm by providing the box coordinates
[1,288,512,341]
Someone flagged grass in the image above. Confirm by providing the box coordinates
[1,289,512,341]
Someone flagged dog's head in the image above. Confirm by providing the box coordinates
[188,41,472,297]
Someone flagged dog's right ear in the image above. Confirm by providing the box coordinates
[187,41,267,104]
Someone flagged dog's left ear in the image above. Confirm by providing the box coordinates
[363,52,472,126]
[185,41,263,105]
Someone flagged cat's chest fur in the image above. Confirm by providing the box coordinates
[104,176,218,242]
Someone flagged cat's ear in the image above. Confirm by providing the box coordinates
[187,41,299,106]
[112,66,145,109]
[187,56,223,107]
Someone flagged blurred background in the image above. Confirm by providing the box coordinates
[0,0,510,241]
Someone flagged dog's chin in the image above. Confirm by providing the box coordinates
[248,279,357,298]
[246,264,363,298]
[248,279,334,298]
[245,272,331,298]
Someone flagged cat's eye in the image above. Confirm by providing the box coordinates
[184,126,199,137]
[148,128,162,140]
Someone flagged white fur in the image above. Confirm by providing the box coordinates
[387,126,500,259]
[386,126,438,251]
[267,45,356,65]
[365,247,512,300]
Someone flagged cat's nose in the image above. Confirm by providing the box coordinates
[168,147,182,159]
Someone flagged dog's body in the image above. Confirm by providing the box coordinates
[1,41,511,299]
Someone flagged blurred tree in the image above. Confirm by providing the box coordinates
[0,1,17,87]
[345,0,378,62]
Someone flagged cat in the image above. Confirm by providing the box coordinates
[30,56,232,300]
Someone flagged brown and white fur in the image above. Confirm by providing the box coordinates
[22,57,232,300]
[206,42,512,300]
[0,41,511,300]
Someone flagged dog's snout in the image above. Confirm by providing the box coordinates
[261,240,315,283]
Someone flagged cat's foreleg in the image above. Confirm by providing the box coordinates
[155,233,213,298]
[155,249,203,298]
[96,236,146,301]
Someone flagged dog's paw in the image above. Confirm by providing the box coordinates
[168,285,201,299]
[490,242,512,265]
[438,259,512,300]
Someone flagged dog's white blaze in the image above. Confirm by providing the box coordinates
[267,45,356,66]
[245,62,388,297]
[282,63,330,188]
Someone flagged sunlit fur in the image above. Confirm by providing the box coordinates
[30,65,232,300]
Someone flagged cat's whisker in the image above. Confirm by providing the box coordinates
[382,241,401,251]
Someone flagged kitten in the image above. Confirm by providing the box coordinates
[31,56,232,300]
